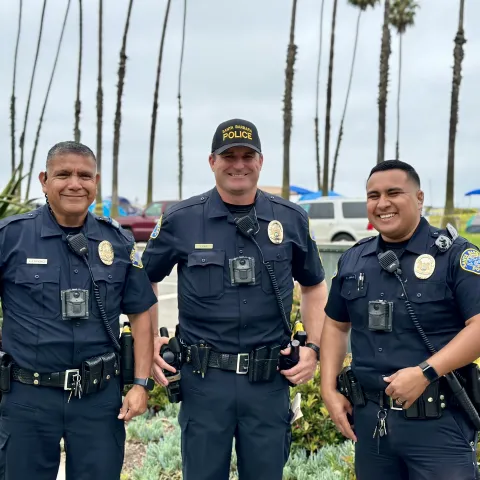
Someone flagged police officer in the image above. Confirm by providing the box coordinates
[321,160,480,479]
[142,119,327,480]
[0,141,157,480]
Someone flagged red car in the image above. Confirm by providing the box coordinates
[117,200,179,242]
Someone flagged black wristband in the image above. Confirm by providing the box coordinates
[418,361,439,384]
[133,377,155,391]
[305,342,320,361]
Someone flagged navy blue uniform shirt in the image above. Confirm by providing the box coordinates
[0,205,157,373]
[325,217,480,391]
[142,187,325,353]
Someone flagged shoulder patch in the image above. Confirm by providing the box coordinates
[460,248,480,275]
[150,215,162,239]
[130,243,143,268]
[0,209,38,231]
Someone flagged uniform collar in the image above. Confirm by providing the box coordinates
[207,187,273,221]
[40,204,103,241]
[361,217,432,257]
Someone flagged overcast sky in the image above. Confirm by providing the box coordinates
[1,0,479,209]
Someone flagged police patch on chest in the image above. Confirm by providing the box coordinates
[414,254,435,279]
[460,248,480,275]
[267,220,283,244]
[98,240,114,265]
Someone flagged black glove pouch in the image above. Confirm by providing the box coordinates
[81,356,103,395]
[99,352,120,390]
[248,345,281,383]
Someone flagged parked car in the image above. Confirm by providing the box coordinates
[297,197,378,243]
[117,200,179,242]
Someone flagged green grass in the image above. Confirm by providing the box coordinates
[461,231,480,246]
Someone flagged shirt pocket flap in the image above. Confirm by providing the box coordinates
[188,250,225,268]
[340,279,369,300]
[262,244,291,262]
[91,264,126,283]
[408,282,446,303]
[15,264,60,285]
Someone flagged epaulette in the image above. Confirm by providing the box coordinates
[95,215,133,243]
[352,236,376,248]
[264,191,309,218]
[164,192,210,218]
[0,209,38,231]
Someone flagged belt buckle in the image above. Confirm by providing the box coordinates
[64,369,80,391]
[236,354,249,375]
[389,396,403,411]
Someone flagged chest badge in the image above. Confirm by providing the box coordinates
[414,254,435,279]
[267,220,283,244]
[98,240,114,265]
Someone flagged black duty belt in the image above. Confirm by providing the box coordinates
[12,365,81,391]
[185,349,250,375]
[364,390,405,410]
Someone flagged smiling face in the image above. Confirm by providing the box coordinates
[366,168,424,242]
[39,153,99,226]
[208,146,263,204]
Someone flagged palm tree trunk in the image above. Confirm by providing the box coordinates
[177,0,187,201]
[331,8,361,191]
[19,0,47,199]
[314,0,325,191]
[377,0,391,164]
[74,0,83,142]
[94,0,104,216]
[443,0,466,228]
[25,0,71,201]
[111,0,134,219]
[395,33,402,160]
[10,0,23,176]
[322,0,338,196]
[282,0,298,200]
[147,0,172,205]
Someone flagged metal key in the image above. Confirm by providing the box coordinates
[378,409,388,437]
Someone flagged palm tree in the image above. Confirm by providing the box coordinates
[74,0,83,142]
[177,0,187,200]
[18,0,47,199]
[330,0,379,191]
[111,0,134,219]
[25,0,71,201]
[389,0,418,161]
[94,0,104,216]
[10,0,23,176]
[147,0,172,205]
[322,0,338,196]
[282,0,298,200]
[443,0,466,228]
[314,0,325,191]
[377,0,391,164]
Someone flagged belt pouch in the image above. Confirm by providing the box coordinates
[82,356,103,395]
[423,381,441,418]
[248,346,269,383]
[262,345,281,382]
[99,352,117,391]
[0,352,12,393]
[461,363,480,412]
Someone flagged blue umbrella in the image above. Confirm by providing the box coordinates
[465,189,480,196]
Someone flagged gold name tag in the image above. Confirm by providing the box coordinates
[27,258,48,265]
[194,244,213,249]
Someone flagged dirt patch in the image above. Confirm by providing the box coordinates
[121,440,148,477]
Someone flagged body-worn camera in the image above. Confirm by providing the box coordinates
[229,256,255,286]
[61,289,89,320]
[368,300,393,332]
[160,327,183,403]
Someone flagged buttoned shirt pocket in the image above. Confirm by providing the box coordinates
[90,264,127,316]
[340,278,369,329]
[261,244,293,295]
[14,264,60,317]
[186,250,225,298]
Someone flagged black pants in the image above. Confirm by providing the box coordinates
[178,364,292,480]
[0,378,125,480]
[354,400,479,480]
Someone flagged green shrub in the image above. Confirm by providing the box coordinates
[147,384,170,413]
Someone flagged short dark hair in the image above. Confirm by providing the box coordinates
[367,159,421,188]
[46,141,96,170]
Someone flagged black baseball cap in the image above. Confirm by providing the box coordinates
[211,119,262,155]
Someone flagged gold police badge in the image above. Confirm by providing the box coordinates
[267,220,283,244]
[414,254,435,279]
[98,240,114,265]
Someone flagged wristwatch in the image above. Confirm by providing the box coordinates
[305,342,320,361]
[418,361,439,384]
[133,377,155,391]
